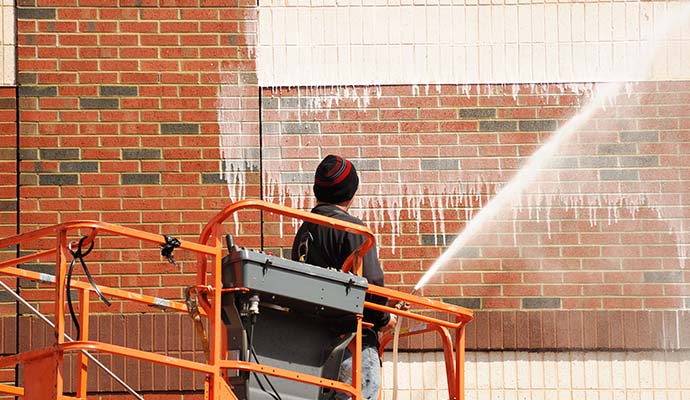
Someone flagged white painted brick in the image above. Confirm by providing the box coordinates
[530,353,545,389]
[543,352,557,390]
[503,352,517,390]
[399,6,414,44]
[0,45,3,86]
[323,8,337,45]
[544,43,558,81]
[597,3,612,42]
[598,42,613,81]
[557,4,571,42]
[426,6,440,44]
[436,357,448,390]
[516,390,530,400]
[504,5,518,44]
[477,352,491,390]
[558,42,573,83]
[296,45,313,82]
[409,352,424,390]
[492,5,504,44]
[270,8,286,45]
[258,10,272,46]
[627,392,642,400]
[667,42,683,80]
[310,46,325,84]
[651,42,668,80]
[518,43,532,82]
[639,354,654,389]
[610,353,626,390]
[478,6,492,44]
[639,2,654,41]
[362,9,376,44]
[504,391,517,400]
[680,354,690,389]
[489,352,504,391]
[584,3,598,42]
[571,2,584,42]
[2,6,14,45]
[423,352,438,389]
[652,2,668,38]
[284,7,296,46]
[465,6,478,43]
[555,352,571,390]
[668,2,684,40]
[517,5,531,42]
[516,352,530,389]
[412,7,426,43]
[439,6,453,44]
[504,43,518,79]
[572,390,586,400]
[652,352,667,389]
[584,352,599,390]
[477,390,491,400]
[465,351,478,390]
[584,390,599,400]
[597,353,612,390]
[611,2,626,41]
[571,353,586,389]
[491,44,512,81]
[625,2,640,41]
[599,391,613,400]
[478,45,492,82]
[666,353,681,388]
[465,45,479,82]
[400,44,414,82]
[683,8,690,39]
[451,6,466,43]
[557,390,571,400]
[258,1,690,86]
[571,42,586,80]
[624,353,641,390]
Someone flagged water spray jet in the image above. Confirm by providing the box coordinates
[412,2,690,293]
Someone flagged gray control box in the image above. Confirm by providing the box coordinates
[222,243,368,316]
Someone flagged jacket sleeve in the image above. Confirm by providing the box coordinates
[347,230,390,329]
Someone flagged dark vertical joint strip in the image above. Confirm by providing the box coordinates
[257,0,264,252]
[14,2,21,393]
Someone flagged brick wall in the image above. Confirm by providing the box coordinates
[1,0,690,398]
[255,83,690,351]
[5,1,259,396]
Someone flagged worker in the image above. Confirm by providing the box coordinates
[292,154,397,400]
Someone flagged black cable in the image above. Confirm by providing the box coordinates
[250,346,282,400]
[67,236,111,340]
[245,312,282,400]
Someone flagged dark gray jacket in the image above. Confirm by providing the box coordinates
[291,204,391,347]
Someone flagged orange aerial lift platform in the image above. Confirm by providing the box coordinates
[0,199,473,400]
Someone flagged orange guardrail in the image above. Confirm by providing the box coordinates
[0,199,473,400]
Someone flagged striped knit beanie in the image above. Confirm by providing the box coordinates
[313,155,359,204]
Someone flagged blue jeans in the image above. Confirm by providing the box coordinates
[333,346,381,400]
